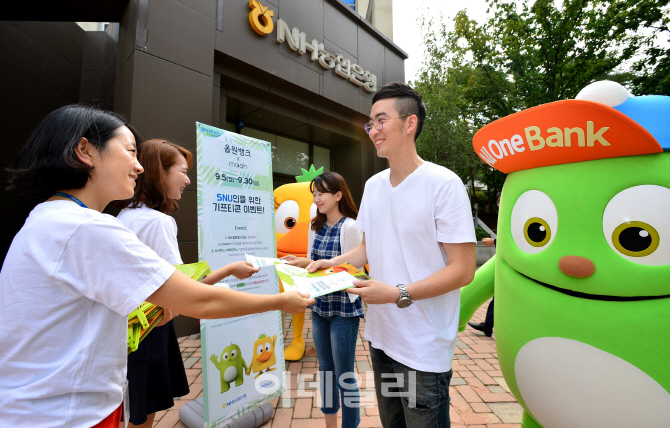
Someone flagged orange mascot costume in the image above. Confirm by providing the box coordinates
[274,165,322,361]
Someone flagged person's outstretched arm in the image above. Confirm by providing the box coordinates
[147,269,314,318]
[201,261,260,285]
[346,242,476,304]
[306,234,369,272]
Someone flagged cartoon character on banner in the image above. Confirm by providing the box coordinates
[459,80,670,428]
[209,343,248,394]
[274,165,322,361]
[246,334,277,379]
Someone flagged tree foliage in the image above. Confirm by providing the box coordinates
[412,0,670,211]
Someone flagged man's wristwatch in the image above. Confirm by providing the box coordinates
[396,284,413,308]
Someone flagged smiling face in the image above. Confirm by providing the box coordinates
[312,186,341,218]
[498,154,670,300]
[165,153,190,200]
[89,126,143,202]
[368,98,408,159]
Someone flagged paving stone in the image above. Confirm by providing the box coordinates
[469,344,496,353]
[358,415,383,427]
[449,392,472,413]
[478,392,517,403]
[488,402,525,423]
[470,402,492,413]
[154,409,180,428]
[473,359,496,372]
[450,377,467,386]
[182,357,199,369]
[355,360,372,374]
[487,385,507,393]
[455,385,483,403]
[272,408,293,428]
[493,376,512,393]
[487,424,522,428]
[290,418,325,427]
[459,412,502,424]
[293,398,313,418]
[180,339,201,348]
[459,369,475,378]
[472,370,497,385]
[464,376,490,395]
[456,340,471,349]
[364,406,379,416]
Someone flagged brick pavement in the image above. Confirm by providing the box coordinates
[154,298,522,428]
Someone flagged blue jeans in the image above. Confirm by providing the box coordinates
[311,312,361,428]
[370,345,452,428]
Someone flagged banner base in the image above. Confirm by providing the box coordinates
[178,398,274,428]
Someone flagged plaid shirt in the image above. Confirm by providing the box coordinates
[309,217,364,318]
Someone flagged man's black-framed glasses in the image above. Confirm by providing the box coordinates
[364,115,411,135]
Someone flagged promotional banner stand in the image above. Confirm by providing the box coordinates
[179,399,272,428]
[188,122,285,428]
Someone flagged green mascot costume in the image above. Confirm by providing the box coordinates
[459,80,670,428]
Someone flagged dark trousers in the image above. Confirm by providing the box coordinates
[484,298,494,328]
[370,345,452,428]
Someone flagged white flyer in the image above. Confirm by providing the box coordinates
[292,271,359,298]
[245,253,287,268]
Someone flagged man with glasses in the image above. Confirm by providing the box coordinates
[308,82,476,427]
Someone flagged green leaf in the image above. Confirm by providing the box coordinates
[295,165,324,183]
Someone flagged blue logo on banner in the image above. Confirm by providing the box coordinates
[199,124,223,138]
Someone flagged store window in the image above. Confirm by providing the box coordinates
[313,145,331,172]
[273,136,310,176]
[228,124,330,187]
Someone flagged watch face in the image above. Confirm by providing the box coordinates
[397,298,412,308]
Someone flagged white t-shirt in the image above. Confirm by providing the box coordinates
[117,204,183,265]
[0,201,176,428]
[356,162,476,372]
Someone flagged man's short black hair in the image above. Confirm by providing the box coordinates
[372,82,426,141]
[6,104,140,200]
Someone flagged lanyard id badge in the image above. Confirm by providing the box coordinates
[123,379,130,428]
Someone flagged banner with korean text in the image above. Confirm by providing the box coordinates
[196,122,285,427]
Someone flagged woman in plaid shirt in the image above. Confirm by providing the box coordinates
[285,172,363,428]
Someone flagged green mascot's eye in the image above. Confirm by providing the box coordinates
[511,190,558,254]
[524,217,551,247]
[612,221,659,257]
[603,185,670,266]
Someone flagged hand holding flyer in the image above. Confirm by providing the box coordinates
[274,262,372,299]
[293,271,360,298]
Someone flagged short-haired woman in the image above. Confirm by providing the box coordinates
[115,139,259,427]
[283,172,363,428]
[0,105,313,428]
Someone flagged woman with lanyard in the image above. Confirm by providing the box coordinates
[115,139,260,427]
[0,105,313,428]
[282,172,363,428]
